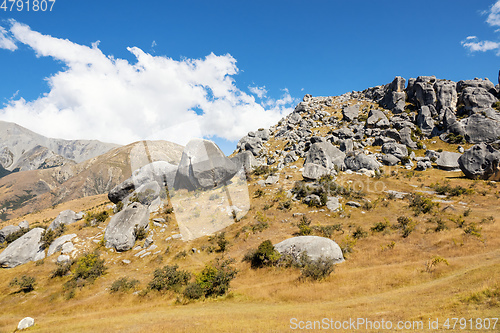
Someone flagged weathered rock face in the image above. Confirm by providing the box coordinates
[230,151,259,172]
[460,87,498,113]
[442,108,466,136]
[237,135,263,156]
[104,202,149,252]
[48,210,83,231]
[434,80,458,111]
[464,112,500,143]
[458,143,500,180]
[381,142,408,159]
[47,233,77,257]
[304,142,346,171]
[342,105,359,122]
[344,152,381,171]
[414,76,437,107]
[0,228,45,268]
[400,126,418,149]
[174,139,239,191]
[416,106,435,136]
[436,151,462,170]
[0,225,21,243]
[366,109,389,128]
[302,163,330,180]
[108,161,177,204]
[274,236,344,263]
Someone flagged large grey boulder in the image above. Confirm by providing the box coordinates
[108,161,177,204]
[442,108,466,136]
[302,163,330,180]
[304,142,346,171]
[436,151,462,170]
[230,151,258,172]
[274,236,344,263]
[48,210,82,230]
[0,225,21,243]
[434,80,457,111]
[416,106,435,136]
[342,105,359,122]
[174,139,239,191]
[366,109,389,128]
[413,76,437,107]
[345,152,381,171]
[400,126,418,149]
[381,142,408,159]
[380,154,401,166]
[47,233,77,257]
[0,228,45,268]
[464,111,500,143]
[458,143,500,180]
[237,135,263,156]
[326,196,341,212]
[461,87,497,112]
[104,202,149,252]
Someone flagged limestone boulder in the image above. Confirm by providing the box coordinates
[104,203,149,252]
[274,236,344,263]
[0,228,45,268]
[48,210,83,231]
[458,143,500,180]
[174,139,239,191]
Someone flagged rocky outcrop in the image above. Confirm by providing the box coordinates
[47,233,77,257]
[436,151,462,170]
[416,106,435,136]
[108,161,177,204]
[104,202,149,252]
[230,151,259,172]
[304,142,346,171]
[342,105,359,122]
[0,228,45,268]
[458,143,500,180]
[464,111,500,143]
[48,210,83,230]
[174,139,239,191]
[0,225,21,243]
[344,152,381,171]
[274,236,344,263]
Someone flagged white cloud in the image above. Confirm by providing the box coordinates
[462,1,500,55]
[0,21,297,146]
[486,0,500,27]
[248,85,267,99]
[0,26,17,51]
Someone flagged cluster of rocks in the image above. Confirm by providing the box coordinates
[234,72,500,180]
[0,209,84,268]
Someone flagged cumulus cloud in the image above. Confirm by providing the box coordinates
[248,85,267,99]
[0,21,297,146]
[462,1,500,55]
[0,26,17,51]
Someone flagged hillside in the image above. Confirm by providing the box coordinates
[0,74,499,332]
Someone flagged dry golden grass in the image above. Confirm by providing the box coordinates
[1,127,499,332]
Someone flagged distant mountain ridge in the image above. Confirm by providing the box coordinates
[0,120,121,173]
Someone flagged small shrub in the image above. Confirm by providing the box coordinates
[50,261,72,278]
[9,275,36,293]
[480,216,495,224]
[381,241,396,251]
[313,224,343,238]
[395,216,417,238]
[299,256,336,281]
[408,194,437,215]
[253,189,265,198]
[183,282,204,300]
[115,201,124,212]
[434,218,448,232]
[463,222,482,239]
[164,207,174,214]
[425,256,449,273]
[133,225,147,240]
[195,258,237,297]
[148,265,190,292]
[252,165,271,176]
[73,252,106,282]
[371,220,390,233]
[277,200,292,211]
[297,216,312,236]
[340,235,357,257]
[243,240,281,268]
[110,277,139,293]
[174,250,188,259]
[214,232,229,253]
[352,226,368,239]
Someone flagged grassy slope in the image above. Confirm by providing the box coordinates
[0,100,499,332]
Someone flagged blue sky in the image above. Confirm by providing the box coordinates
[1,0,499,154]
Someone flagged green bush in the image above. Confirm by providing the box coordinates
[9,275,36,293]
[110,277,140,293]
[297,216,312,235]
[352,226,368,239]
[214,232,229,253]
[115,201,124,212]
[195,258,237,298]
[50,261,72,278]
[243,240,281,269]
[371,220,390,233]
[313,224,343,238]
[183,282,205,300]
[148,265,190,292]
[277,200,292,210]
[431,182,474,197]
[5,227,29,243]
[73,252,107,282]
[446,133,465,144]
[408,193,437,215]
[41,224,66,249]
[395,216,417,238]
[253,189,265,198]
